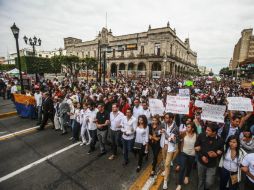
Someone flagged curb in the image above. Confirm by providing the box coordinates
[0,111,17,119]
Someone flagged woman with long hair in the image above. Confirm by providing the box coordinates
[176,122,197,190]
[149,115,162,176]
[134,115,149,172]
[219,135,247,190]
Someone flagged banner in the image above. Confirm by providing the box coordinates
[195,100,204,108]
[14,94,36,118]
[165,96,190,114]
[148,99,165,116]
[179,89,190,97]
[201,104,226,123]
[227,97,253,112]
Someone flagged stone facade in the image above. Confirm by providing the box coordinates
[232,28,254,68]
[64,23,198,78]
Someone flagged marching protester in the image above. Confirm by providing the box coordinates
[219,135,247,190]
[133,115,149,172]
[162,113,179,190]
[108,104,124,160]
[87,102,98,154]
[96,103,110,157]
[34,87,43,125]
[80,102,91,146]
[149,115,162,176]
[38,92,55,130]
[121,108,137,166]
[176,122,197,190]
[195,123,224,190]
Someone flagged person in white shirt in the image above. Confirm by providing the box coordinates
[71,102,81,142]
[134,115,149,172]
[133,98,143,119]
[34,88,43,125]
[108,104,125,160]
[10,82,17,102]
[141,102,152,124]
[87,103,98,154]
[219,135,246,190]
[80,103,91,146]
[241,152,254,189]
[121,108,137,166]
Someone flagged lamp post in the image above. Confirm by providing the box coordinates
[11,23,24,93]
[23,35,41,83]
[163,53,167,78]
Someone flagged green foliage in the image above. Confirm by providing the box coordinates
[0,64,16,71]
[219,67,234,76]
[50,55,63,74]
[80,57,98,70]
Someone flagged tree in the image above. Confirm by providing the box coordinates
[80,57,98,81]
[219,67,233,76]
[0,64,16,71]
[50,55,63,76]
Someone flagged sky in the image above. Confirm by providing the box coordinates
[0,0,253,74]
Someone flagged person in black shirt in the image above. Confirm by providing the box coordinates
[96,103,110,156]
[195,122,224,190]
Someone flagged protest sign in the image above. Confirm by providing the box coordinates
[149,99,165,116]
[179,89,190,97]
[227,97,253,112]
[195,100,204,108]
[241,82,252,89]
[201,104,226,123]
[165,96,190,114]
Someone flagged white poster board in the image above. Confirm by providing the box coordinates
[201,103,226,123]
[179,89,190,97]
[165,96,190,114]
[149,99,165,116]
[227,97,253,112]
[195,100,204,108]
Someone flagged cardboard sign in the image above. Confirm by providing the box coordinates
[227,97,253,112]
[165,96,190,114]
[149,99,165,116]
[201,104,226,123]
[195,100,204,108]
[241,82,252,89]
[179,89,190,97]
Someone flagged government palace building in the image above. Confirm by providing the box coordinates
[64,22,198,79]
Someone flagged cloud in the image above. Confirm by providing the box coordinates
[0,0,253,74]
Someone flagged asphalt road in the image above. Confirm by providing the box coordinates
[0,116,149,190]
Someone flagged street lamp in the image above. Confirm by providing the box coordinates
[163,54,167,78]
[11,23,24,93]
[23,35,41,83]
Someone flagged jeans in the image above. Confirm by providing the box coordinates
[151,142,161,171]
[37,106,42,124]
[178,152,195,185]
[89,129,97,150]
[135,144,145,167]
[197,161,216,190]
[122,138,134,163]
[110,129,122,155]
[97,129,108,153]
[72,120,81,140]
[219,167,238,190]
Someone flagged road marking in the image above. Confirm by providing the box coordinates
[0,125,52,141]
[0,111,17,119]
[129,152,162,190]
[0,142,80,183]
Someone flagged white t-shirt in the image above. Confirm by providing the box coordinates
[87,109,98,130]
[241,153,254,183]
[34,92,42,106]
[121,116,137,140]
[135,126,149,145]
[133,105,143,119]
[11,85,17,94]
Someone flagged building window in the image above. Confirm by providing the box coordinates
[121,50,124,57]
[154,43,160,56]
[88,51,90,58]
[46,55,48,58]
[141,46,144,55]
[113,49,115,58]
[39,54,42,57]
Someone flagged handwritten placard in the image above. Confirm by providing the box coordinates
[149,99,165,116]
[201,103,226,123]
[227,97,253,112]
[165,96,190,114]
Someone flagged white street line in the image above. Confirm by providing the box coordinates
[0,126,40,139]
[0,142,80,183]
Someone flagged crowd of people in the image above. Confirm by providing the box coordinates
[0,74,254,190]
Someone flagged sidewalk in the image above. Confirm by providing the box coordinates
[0,99,16,115]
